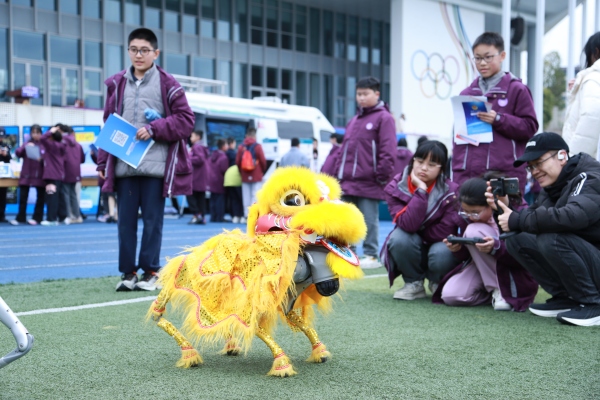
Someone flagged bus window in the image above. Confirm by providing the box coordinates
[276,120,313,139]
[205,119,248,150]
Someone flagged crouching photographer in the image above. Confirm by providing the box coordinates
[488,132,600,326]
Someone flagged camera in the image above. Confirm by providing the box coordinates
[490,177,519,197]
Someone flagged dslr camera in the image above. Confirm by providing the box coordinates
[490,177,519,197]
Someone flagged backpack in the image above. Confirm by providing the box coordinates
[240,143,257,172]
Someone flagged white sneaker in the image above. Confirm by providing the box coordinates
[393,280,427,300]
[240,217,247,224]
[70,217,83,224]
[428,281,439,294]
[492,289,512,311]
[232,216,240,224]
[8,220,20,226]
[27,219,38,226]
[40,221,59,226]
[133,272,161,291]
[63,217,71,225]
[359,256,382,269]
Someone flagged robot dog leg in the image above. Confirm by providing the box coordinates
[0,296,34,369]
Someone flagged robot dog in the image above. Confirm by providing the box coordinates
[0,296,34,369]
[148,167,367,376]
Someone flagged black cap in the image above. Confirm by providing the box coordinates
[513,132,569,167]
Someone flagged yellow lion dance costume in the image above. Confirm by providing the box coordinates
[147,167,367,377]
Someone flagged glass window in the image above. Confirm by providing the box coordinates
[347,76,356,116]
[84,71,102,92]
[336,76,345,97]
[166,0,180,11]
[83,0,101,18]
[59,0,79,14]
[183,15,198,35]
[234,0,248,43]
[281,3,291,32]
[281,69,291,90]
[360,18,370,63]
[323,74,332,121]
[266,7,277,30]
[372,21,381,65]
[266,67,277,88]
[233,63,248,98]
[202,0,216,38]
[51,67,62,106]
[0,29,7,101]
[193,57,215,79]
[65,68,78,106]
[84,41,102,68]
[309,73,319,108]
[309,8,319,54]
[84,95,103,109]
[348,16,358,62]
[184,0,197,14]
[12,0,32,6]
[267,31,277,48]
[104,0,121,22]
[202,0,215,18]
[218,0,231,41]
[106,44,123,74]
[125,0,141,26]
[384,23,390,66]
[250,5,263,45]
[166,54,189,76]
[51,36,79,65]
[219,60,231,95]
[335,14,346,58]
[146,8,162,29]
[323,11,333,57]
[14,31,45,61]
[147,0,162,7]
[296,71,306,105]
[37,0,56,11]
[201,20,215,37]
[251,65,262,86]
[165,11,180,32]
[295,9,306,52]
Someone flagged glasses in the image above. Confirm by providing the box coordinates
[458,211,481,220]
[526,152,558,173]
[128,47,155,56]
[413,157,442,169]
[472,53,500,64]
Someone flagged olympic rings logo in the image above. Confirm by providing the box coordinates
[411,50,460,100]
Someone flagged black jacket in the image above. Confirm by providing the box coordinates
[508,153,600,244]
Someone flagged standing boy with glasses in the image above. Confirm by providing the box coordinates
[96,28,194,292]
[452,32,538,195]
[491,132,600,326]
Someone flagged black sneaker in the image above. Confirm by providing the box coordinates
[556,304,600,326]
[116,273,138,291]
[133,271,160,291]
[529,297,579,317]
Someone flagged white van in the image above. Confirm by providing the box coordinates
[185,91,336,177]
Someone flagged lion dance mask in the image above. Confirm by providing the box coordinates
[147,167,367,377]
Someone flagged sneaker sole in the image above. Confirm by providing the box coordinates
[360,264,382,270]
[557,315,600,327]
[133,284,158,291]
[116,281,137,291]
[529,307,572,318]
[393,291,427,300]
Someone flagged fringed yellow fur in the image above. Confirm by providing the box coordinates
[305,342,331,363]
[176,347,202,368]
[267,353,297,377]
[326,252,364,280]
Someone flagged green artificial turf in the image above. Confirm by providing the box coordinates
[1,275,598,399]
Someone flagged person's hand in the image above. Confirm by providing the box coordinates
[98,170,105,180]
[497,202,512,232]
[477,110,497,124]
[443,238,462,253]
[485,181,509,211]
[568,78,575,91]
[410,169,428,191]
[136,127,151,141]
[475,236,495,254]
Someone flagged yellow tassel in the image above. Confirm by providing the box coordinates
[305,342,331,363]
[267,353,297,377]
[176,346,203,368]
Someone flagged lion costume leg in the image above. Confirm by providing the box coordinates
[255,326,296,377]
[220,335,242,356]
[286,311,331,363]
[150,289,202,368]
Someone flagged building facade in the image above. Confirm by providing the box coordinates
[0,0,392,127]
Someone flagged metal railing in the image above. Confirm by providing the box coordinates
[171,74,229,95]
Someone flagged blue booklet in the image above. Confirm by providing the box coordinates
[94,113,154,168]
[462,100,492,135]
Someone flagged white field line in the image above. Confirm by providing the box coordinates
[1,244,200,259]
[15,296,157,316]
[14,275,389,316]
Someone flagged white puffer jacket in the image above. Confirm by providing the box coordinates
[562,59,600,160]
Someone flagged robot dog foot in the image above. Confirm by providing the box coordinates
[0,296,34,369]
